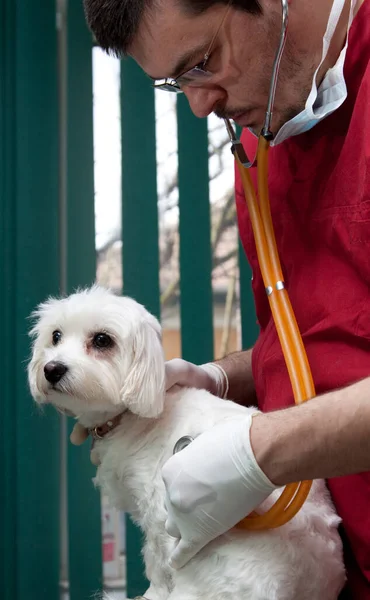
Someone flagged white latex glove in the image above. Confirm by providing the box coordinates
[165,358,229,398]
[162,414,278,569]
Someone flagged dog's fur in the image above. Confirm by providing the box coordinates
[28,286,346,600]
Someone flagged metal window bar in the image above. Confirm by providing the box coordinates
[1,1,60,599]
[64,1,103,599]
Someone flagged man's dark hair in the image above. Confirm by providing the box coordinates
[83,0,261,58]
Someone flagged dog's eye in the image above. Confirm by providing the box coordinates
[93,333,114,349]
[52,330,62,345]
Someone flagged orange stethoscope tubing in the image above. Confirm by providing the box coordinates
[225,0,316,531]
[234,135,315,531]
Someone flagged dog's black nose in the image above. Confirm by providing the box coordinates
[44,361,68,384]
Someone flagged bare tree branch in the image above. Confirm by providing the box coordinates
[219,258,237,358]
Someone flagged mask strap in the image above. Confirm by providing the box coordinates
[307,0,347,105]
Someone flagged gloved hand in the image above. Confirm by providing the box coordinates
[165,358,229,398]
[162,413,278,569]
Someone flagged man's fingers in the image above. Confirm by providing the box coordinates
[70,422,89,445]
[165,358,213,392]
[165,359,189,391]
[90,447,101,465]
[165,517,181,539]
[168,539,202,570]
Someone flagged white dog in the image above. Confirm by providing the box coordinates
[28,285,346,600]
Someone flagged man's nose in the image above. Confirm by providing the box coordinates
[182,85,226,119]
[44,361,68,384]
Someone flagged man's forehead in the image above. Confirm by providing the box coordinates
[128,0,223,80]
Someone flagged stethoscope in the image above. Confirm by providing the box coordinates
[174,0,316,531]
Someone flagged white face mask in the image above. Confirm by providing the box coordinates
[265,0,357,146]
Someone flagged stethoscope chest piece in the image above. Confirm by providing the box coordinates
[173,435,194,455]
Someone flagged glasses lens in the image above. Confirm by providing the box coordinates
[177,66,213,87]
[153,64,213,93]
[153,78,182,93]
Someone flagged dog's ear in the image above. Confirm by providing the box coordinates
[120,314,165,418]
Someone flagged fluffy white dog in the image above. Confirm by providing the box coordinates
[28,286,346,600]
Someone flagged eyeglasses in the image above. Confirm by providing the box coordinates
[154,1,232,93]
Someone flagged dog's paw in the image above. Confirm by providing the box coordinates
[70,422,89,445]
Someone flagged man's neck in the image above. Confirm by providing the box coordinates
[354,0,365,17]
[316,0,357,87]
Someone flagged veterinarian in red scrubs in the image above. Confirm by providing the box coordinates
[83,0,370,596]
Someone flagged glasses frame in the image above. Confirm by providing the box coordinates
[153,1,232,93]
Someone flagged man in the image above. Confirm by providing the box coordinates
[84,0,370,596]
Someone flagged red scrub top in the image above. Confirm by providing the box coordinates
[235,2,370,596]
